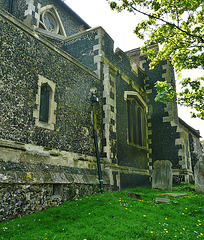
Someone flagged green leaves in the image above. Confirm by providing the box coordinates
[178,77,204,119]
[108,0,204,118]
[109,1,117,10]
[154,81,175,103]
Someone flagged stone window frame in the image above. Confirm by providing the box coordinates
[124,91,148,149]
[33,75,57,130]
[39,5,66,36]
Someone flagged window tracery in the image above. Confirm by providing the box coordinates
[39,5,66,36]
[125,91,148,148]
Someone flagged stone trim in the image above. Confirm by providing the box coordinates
[162,60,178,123]
[161,60,193,183]
[92,29,118,165]
[39,5,66,36]
[24,0,41,27]
[33,75,57,130]
[144,74,153,172]
[0,138,104,171]
[130,60,138,76]
[124,91,148,113]
[174,123,193,183]
[139,59,147,71]
[100,56,144,94]
[109,164,150,175]
[102,64,117,163]
[35,26,102,42]
[94,28,105,77]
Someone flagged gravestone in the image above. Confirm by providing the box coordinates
[155,198,170,204]
[158,193,187,197]
[152,160,172,190]
[195,158,204,193]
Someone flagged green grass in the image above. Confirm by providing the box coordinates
[0,184,203,239]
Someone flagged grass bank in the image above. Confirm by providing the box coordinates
[0,185,203,239]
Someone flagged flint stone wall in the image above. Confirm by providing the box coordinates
[0,183,110,222]
[0,139,110,222]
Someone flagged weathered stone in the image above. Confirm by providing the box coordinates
[152,160,172,190]
[157,193,187,197]
[155,198,170,204]
[0,182,111,222]
[195,160,204,193]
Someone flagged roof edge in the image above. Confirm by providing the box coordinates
[55,0,91,29]
[179,118,201,138]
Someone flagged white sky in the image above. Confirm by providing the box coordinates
[66,0,204,139]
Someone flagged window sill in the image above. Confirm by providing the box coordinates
[35,120,55,130]
[127,142,148,151]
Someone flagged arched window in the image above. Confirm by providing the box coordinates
[127,99,132,143]
[124,91,148,148]
[33,75,57,130]
[39,84,50,123]
[137,107,142,146]
[39,5,66,36]
[132,100,137,145]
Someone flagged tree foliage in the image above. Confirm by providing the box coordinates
[107,0,204,119]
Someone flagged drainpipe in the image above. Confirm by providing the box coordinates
[91,92,104,193]
[9,0,13,13]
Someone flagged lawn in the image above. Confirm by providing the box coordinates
[0,185,203,239]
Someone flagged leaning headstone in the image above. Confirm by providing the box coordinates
[152,160,172,190]
[195,159,204,193]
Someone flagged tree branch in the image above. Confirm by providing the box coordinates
[130,5,204,43]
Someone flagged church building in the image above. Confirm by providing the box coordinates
[0,0,203,221]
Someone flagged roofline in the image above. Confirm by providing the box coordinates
[55,0,91,29]
[179,118,201,138]
[0,8,98,81]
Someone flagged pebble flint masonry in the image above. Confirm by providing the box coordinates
[0,0,203,221]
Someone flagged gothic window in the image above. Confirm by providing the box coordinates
[137,107,142,146]
[132,100,137,144]
[39,5,66,36]
[125,92,147,148]
[33,75,57,130]
[127,99,132,143]
[39,84,50,123]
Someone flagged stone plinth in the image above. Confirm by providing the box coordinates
[195,160,204,193]
[152,160,172,190]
